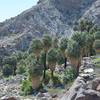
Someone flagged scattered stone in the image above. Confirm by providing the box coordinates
[96,84,100,92]
[51,94,58,98]
[1,96,17,100]
[37,92,45,97]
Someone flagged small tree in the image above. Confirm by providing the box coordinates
[59,37,68,69]
[47,48,58,78]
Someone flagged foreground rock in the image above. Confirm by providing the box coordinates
[61,57,100,100]
[0,75,24,98]
[61,77,100,100]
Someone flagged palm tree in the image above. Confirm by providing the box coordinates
[67,39,81,76]
[42,34,52,79]
[47,48,58,78]
[75,20,95,32]
[72,32,86,57]
[29,60,43,89]
[52,37,59,49]
[59,37,68,69]
[30,38,43,61]
[85,33,95,56]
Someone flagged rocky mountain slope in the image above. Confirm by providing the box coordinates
[0,0,99,55]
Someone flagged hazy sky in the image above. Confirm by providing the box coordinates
[0,0,39,22]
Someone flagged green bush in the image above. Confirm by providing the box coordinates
[63,67,76,84]
[3,64,13,77]
[43,72,51,85]
[52,76,61,86]
[93,58,100,68]
[21,79,33,95]
[16,65,26,74]
[16,60,27,74]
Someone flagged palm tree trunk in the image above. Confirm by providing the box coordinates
[51,70,54,79]
[36,56,39,61]
[13,65,16,75]
[76,60,81,77]
[43,52,47,79]
[64,57,67,69]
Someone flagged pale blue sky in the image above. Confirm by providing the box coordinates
[0,0,39,22]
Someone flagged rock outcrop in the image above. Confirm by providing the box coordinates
[61,57,100,100]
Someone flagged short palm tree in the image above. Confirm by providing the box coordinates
[29,60,43,89]
[72,32,86,57]
[47,48,58,78]
[42,34,52,79]
[30,38,43,61]
[67,39,81,76]
[59,37,68,69]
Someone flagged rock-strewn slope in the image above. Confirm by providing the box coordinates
[83,0,100,25]
[0,0,98,54]
[61,57,100,100]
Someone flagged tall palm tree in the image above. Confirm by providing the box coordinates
[47,48,58,78]
[59,37,68,69]
[42,34,52,79]
[67,39,81,77]
[30,38,43,61]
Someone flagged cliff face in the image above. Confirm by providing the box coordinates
[83,0,100,25]
[0,0,98,54]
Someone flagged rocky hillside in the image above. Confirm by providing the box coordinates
[0,0,99,54]
[83,0,100,25]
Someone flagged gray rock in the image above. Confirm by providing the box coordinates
[92,78,100,90]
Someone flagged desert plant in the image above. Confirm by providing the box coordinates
[42,34,52,79]
[2,64,13,77]
[67,39,81,76]
[30,38,43,61]
[21,79,33,95]
[47,48,58,78]
[59,37,68,69]
[28,60,43,89]
[63,67,76,84]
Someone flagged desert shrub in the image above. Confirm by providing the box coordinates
[63,67,76,84]
[93,58,100,68]
[2,64,13,76]
[21,79,33,95]
[43,71,51,85]
[16,65,26,74]
[16,60,27,74]
[52,76,61,86]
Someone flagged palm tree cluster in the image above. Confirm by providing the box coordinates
[29,20,99,80]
